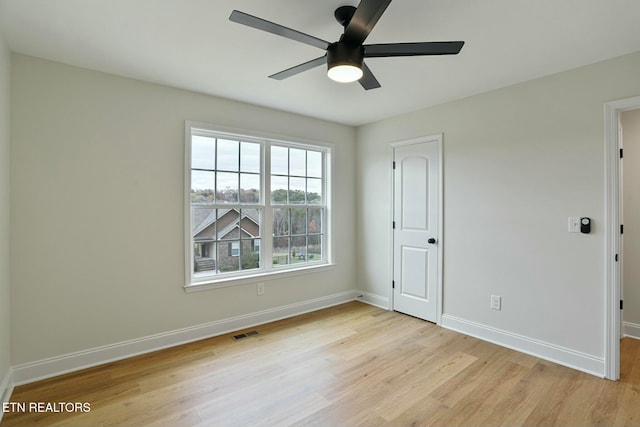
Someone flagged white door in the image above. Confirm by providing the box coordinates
[392,137,441,322]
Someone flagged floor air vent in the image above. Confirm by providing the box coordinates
[232,330,260,341]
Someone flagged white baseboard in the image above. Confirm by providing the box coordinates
[624,321,640,340]
[441,314,605,377]
[12,290,358,386]
[0,366,14,423]
[355,290,390,310]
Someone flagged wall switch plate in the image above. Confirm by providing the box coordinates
[491,295,501,311]
[568,217,580,233]
[257,283,265,296]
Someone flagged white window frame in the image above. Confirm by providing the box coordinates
[184,122,334,292]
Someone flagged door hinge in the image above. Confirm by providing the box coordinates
[615,254,619,262]
[392,221,396,229]
[621,224,624,234]
[621,300,624,310]
[392,161,396,169]
[392,280,395,289]
[620,148,624,158]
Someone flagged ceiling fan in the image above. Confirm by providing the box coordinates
[229,0,464,90]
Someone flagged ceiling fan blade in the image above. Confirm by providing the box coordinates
[359,62,381,90]
[342,0,392,46]
[364,41,465,57]
[230,10,330,50]
[269,56,327,80]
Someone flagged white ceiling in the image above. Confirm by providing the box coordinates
[1,0,640,126]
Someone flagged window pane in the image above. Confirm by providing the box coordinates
[191,170,215,204]
[217,209,239,240]
[291,208,307,235]
[192,208,217,240]
[192,135,215,170]
[219,241,240,272]
[307,150,322,178]
[193,241,217,273]
[273,208,289,236]
[217,139,239,171]
[216,172,239,203]
[290,148,306,176]
[289,177,306,204]
[307,178,322,205]
[240,173,260,203]
[291,236,307,263]
[271,176,288,204]
[240,209,261,238]
[241,240,260,270]
[309,208,322,234]
[273,237,289,265]
[271,146,288,175]
[240,141,260,173]
[308,234,322,261]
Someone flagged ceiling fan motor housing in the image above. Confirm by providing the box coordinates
[327,42,364,70]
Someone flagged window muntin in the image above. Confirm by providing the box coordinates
[187,127,329,286]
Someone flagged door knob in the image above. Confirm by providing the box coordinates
[428,238,437,244]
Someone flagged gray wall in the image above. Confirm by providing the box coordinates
[622,108,640,337]
[7,46,640,380]
[10,54,357,365]
[0,31,11,399]
[356,52,640,368]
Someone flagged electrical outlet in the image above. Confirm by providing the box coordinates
[257,283,265,296]
[491,295,501,311]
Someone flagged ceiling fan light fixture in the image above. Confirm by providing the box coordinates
[328,64,363,83]
[327,42,364,83]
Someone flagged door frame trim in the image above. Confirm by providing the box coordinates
[604,96,640,380]
[390,133,444,324]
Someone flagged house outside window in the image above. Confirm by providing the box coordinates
[186,123,331,288]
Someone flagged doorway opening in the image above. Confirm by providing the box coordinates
[604,95,640,380]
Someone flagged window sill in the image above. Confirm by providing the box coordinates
[184,263,336,293]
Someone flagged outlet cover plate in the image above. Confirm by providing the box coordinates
[568,217,580,233]
[491,295,501,310]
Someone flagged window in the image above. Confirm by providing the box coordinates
[186,124,330,287]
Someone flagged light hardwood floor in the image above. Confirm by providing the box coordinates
[2,301,640,426]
